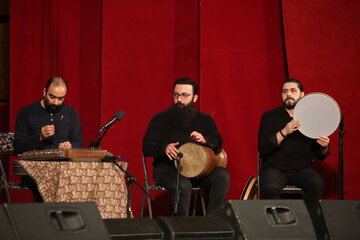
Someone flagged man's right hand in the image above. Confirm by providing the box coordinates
[282,119,300,136]
[40,125,55,140]
[165,142,179,160]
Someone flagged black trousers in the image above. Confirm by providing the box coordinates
[260,167,323,212]
[153,162,230,216]
[21,175,43,202]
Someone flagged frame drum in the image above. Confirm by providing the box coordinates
[294,92,341,139]
[176,143,217,178]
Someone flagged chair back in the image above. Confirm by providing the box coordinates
[142,153,152,193]
[0,132,15,154]
[141,154,166,192]
[0,132,15,203]
[141,153,167,218]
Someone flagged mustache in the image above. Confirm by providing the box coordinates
[175,102,186,108]
[285,97,295,102]
[50,104,60,108]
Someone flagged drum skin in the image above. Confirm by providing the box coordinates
[294,92,341,138]
[176,143,227,178]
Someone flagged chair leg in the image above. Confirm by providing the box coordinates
[199,189,206,216]
[0,159,11,203]
[147,192,153,219]
[191,190,199,216]
[140,192,145,217]
[140,188,154,219]
[191,189,206,216]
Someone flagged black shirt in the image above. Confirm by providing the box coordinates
[142,107,222,167]
[14,101,83,154]
[258,106,328,170]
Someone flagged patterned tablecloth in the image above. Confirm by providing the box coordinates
[18,160,128,219]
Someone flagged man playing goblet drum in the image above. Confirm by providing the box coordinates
[142,77,230,216]
[258,78,330,212]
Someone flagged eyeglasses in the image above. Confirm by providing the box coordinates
[173,92,193,100]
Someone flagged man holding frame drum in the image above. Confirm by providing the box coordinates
[258,78,330,212]
[142,78,230,216]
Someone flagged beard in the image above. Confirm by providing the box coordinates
[169,101,197,130]
[44,97,62,113]
[283,97,300,110]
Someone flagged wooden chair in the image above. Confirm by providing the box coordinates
[140,153,206,218]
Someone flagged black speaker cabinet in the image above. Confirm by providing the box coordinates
[312,200,360,240]
[0,205,17,240]
[215,200,317,240]
[0,202,109,240]
[155,216,234,240]
[104,217,164,239]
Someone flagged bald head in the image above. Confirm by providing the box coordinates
[42,76,68,113]
[45,76,68,93]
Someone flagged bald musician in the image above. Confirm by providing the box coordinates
[14,76,83,201]
[142,77,230,216]
[258,78,330,212]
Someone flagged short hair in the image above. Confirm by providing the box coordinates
[281,78,304,92]
[173,78,198,95]
[45,76,68,92]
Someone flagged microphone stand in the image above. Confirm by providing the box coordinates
[89,125,111,149]
[173,153,183,216]
[104,156,153,218]
[338,114,345,199]
[89,110,124,148]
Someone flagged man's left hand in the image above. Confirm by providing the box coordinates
[316,136,330,149]
[190,131,207,144]
[58,141,72,150]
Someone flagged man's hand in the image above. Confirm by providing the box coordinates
[40,125,55,140]
[316,136,330,149]
[58,141,72,150]
[282,120,300,136]
[165,142,179,160]
[190,131,207,144]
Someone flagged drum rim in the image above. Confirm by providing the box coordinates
[294,92,341,138]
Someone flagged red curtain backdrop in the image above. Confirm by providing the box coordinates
[200,0,287,199]
[100,0,201,216]
[9,0,359,217]
[9,0,102,154]
[282,0,360,199]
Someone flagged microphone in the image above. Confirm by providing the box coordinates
[99,110,125,132]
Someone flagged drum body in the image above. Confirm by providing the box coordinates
[215,148,228,168]
[176,143,217,178]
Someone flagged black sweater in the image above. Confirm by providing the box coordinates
[142,107,222,167]
[258,106,329,170]
[14,101,83,154]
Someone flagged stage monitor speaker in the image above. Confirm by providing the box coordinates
[0,205,17,240]
[104,217,164,239]
[0,202,109,240]
[155,216,234,240]
[312,200,360,240]
[215,200,317,240]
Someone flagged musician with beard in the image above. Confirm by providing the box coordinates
[258,78,330,212]
[14,76,83,201]
[142,78,230,216]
